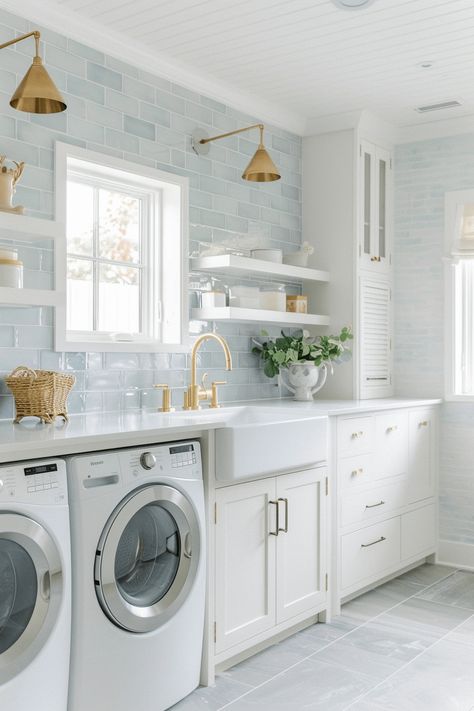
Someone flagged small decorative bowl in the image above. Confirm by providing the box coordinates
[283,252,309,267]
[250,248,283,263]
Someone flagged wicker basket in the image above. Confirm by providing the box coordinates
[5,366,76,424]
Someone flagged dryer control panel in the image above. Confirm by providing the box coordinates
[0,459,68,504]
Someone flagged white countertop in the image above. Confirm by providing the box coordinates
[0,397,441,463]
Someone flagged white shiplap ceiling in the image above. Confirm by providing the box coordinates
[6,0,474,134]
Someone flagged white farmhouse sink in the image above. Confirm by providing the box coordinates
[213,407,328,482]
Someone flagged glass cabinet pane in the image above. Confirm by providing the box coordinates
[378,159,386,259]
[364,152,371,255]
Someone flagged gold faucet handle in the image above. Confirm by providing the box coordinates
[153,384,175,413]
[210,381,227,409]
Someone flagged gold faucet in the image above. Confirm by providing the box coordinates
[186,333,232,410]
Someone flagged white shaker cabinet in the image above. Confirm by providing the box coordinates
[214,467,327,657]
[276,469,327,623]
[336,404,438,604]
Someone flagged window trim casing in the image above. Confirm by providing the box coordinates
[54,142,189,353]
[444,188,474,401]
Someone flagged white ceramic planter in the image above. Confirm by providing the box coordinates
[281,362,328,401]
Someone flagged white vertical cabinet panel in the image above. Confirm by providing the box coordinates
[401,504,436,560]
[407,409,436,503]
[215,479,276,654]
[374,410,408,479]
[359,277,393,399]
[276,468,327,623]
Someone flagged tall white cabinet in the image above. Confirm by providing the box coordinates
[303,125,394,399]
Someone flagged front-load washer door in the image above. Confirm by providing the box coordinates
[0,513,63,684]
[95,484,200,633]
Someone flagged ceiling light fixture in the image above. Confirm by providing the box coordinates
[331,0,375,9]
[0,31,66,114]
[191,124,280,182]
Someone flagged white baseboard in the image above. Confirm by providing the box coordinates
[437,540,474,571]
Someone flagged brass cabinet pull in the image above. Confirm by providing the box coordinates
[370,256,381,262]
[419,420,429,427]
[386,425,398,433]
[351,430,364,439]
[361,536,386,548]
[278,497,289,533]
[351,468,364,477]
[365,500,385,509]
[269,500,279,536]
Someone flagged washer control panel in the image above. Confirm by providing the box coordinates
[170,443,197,469]
[0,459,67,503]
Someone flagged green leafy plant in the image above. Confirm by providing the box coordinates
[252,327,353,379]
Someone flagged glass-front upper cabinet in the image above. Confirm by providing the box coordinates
[359,140,392,273]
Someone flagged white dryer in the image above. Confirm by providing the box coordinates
[66,441,205,711]
[0,459,71,711]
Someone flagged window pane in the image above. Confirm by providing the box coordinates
[455,260,474,395]
[67,182,93,256]
[67,259,93,331]
[98,264,140,333]
[98,189,140,264]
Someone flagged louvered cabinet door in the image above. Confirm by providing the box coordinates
[359,277,393,398]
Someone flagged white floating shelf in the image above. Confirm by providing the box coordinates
[191,307,330,327]
[0,287,63,307]
[0,213,63,242]
[190,255,329,284]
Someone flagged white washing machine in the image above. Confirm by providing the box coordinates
[66,440,206,711]
[0,459,71,711]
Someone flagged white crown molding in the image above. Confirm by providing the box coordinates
[0,0,307,136]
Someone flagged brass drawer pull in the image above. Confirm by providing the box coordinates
[365,500,385,509]
[269,500,279,536]
[278,497,289,533]
[351,468,364,477]
[419,420,429,427]
[351,431,364,439]
[386,425,398,433]
[370,256,381,262]
[361,536,386,548]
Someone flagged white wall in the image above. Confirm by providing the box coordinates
[394,133,474,568]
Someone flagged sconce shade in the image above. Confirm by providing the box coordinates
[10,57,66,113]
[242,145,281,182]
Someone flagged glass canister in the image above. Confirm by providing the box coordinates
[201,278,227,308]
[0,248,23,288]
[259,283,286,311]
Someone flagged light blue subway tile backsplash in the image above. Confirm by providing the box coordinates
[0,8,302,418]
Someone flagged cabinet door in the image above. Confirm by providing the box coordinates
[275,468,327,624]
[407,409,436,503]
[374,146,392,273]
[359,277,393,398]
[359,141,392,274]
[359,140,376,271]
[215,479,277,654]
[374,410,409,479]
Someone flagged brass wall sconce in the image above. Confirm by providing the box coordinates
[0,31,66,113]
[191,123,280,182]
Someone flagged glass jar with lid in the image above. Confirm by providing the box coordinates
[200,278,227,308]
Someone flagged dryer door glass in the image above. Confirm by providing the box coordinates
[0,539,37,653]
[0,514,63,686]
[95,484,200,633]
[114,502,180,607]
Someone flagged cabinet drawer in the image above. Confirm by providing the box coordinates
[338,416,374,457]
[375,410,408,479]
[341,479,407,527]
[341,517,400,591]
[401,504,436,560]
[339,454,373,490]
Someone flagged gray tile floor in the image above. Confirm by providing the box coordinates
[172,564,474,711]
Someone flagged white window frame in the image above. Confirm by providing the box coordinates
[54,142,189,353]
[445,189,474,401]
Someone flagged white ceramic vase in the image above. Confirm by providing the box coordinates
[281,362,328,401]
